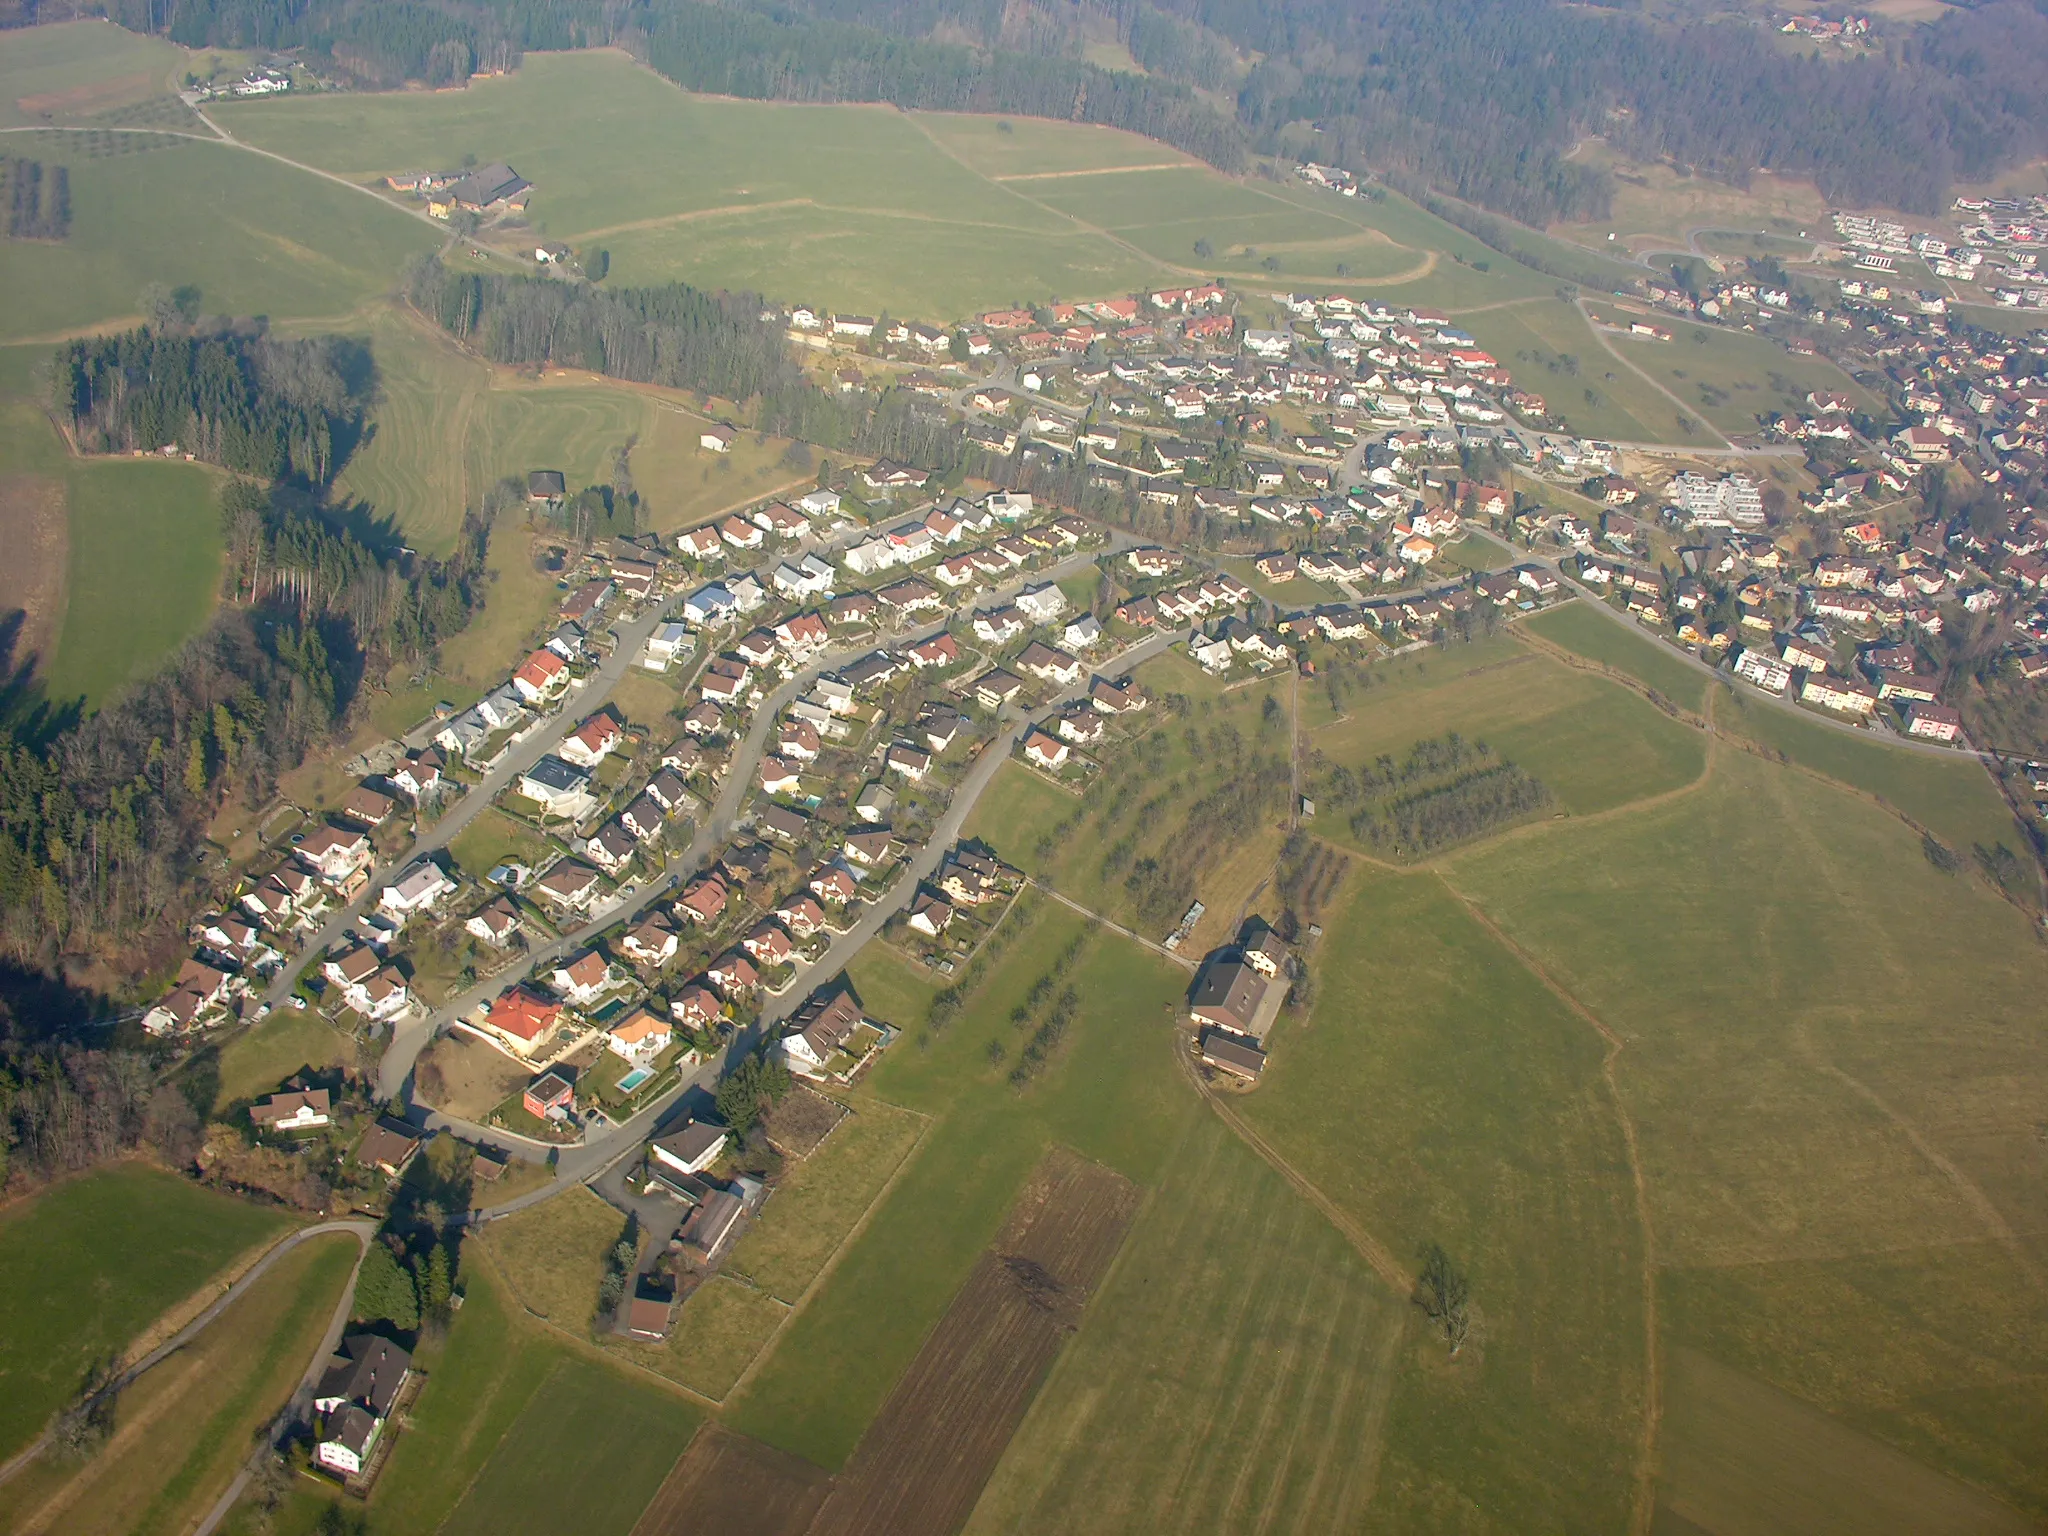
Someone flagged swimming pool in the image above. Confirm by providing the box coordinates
[616,1067,652,1092]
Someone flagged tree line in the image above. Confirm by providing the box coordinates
[1309,733,1554,859]
[0,479,490,1005]
[54,327,368,485]
[403,254,793,404]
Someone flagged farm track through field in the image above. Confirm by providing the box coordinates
[899,111,1442,295]
[990,161,1198,181]
[1760,767,2048,1294]
[1177,1041,1412,1295]
[1431,877,1664,1536]
[1026,879,1195,970]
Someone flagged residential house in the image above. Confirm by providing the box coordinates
[250,1089,331,1133]
[560,713,623,768]
[676,871,730,927]
[651,1120,728,1179]
[533,859,603,912]
[354,1121,422,1179]
[1904,701,1964,741]
[550,950,613,1008]
[378,863,456,923]
[1022,729,1071,770]
[476,988,564,1056]
[780,988,869,1076]
[296,825,372,887]
[907,889,953,936]
[524,1070,575,1120]
[465,898,522,947]
[608,1007,673,1061]
[518,756,595,819]
[511,647,569,703]
[313,1336,411,1477]
[619,914,680,969]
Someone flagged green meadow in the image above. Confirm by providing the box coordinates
[967,1115,1404,1535]
[1239,867,1648,1533]
[0,1164,290,1462]
[1585,299,1881,434]
[1449,748,2048,1522]
[1462,298,1682,443]
[0,19,186,129]
[0,136,434,344]
[212,48,1585,321]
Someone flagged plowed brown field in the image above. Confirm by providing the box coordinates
[632,1423,834,1536]
[804,1147,1140,1536]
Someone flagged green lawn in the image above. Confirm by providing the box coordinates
[474,1184,624,1329]
[448,806,563,880]
[43,458,223,709]
[965,1114,1402,1534]
[723,911,1200,1468]
[0,1165,290,1461]
[1237,866,1648,1533]
[0,137,435,344]
[440,1352,700,1536]
[1523,597,1713,711]
[1448,750,2048,1519]
[208,1009,355,1112]
[914,110,1201,178]
[606,1275,789,1400]
[1307,634,1705,832]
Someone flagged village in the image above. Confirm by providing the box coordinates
[116,160,2048,1496]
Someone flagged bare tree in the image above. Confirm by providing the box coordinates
[1414,1243,1471,1355]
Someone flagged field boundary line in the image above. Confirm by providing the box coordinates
[1760,771,2048,1295]
[991,161,1199,181]
[1026,878,1196,970]
[468,1238,722,1409]
[719,1105,936,1406]
[1522,620,2045,923]
[1175,1041,1413,1296]
[1433,876,1662,1536]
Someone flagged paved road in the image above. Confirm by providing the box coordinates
[260,594,685,1017]
[1467,524,1997,763]
[372,535,1134,1112]
[189,1224,378,1536]
[0,1220,375,1491]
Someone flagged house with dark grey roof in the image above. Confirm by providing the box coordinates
[313,1334,412,1477]
[1188,953,1271,1037]
[450,162,527,210]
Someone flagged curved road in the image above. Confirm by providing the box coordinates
[0,1220,374,1490]
[1466,523,2000,763]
